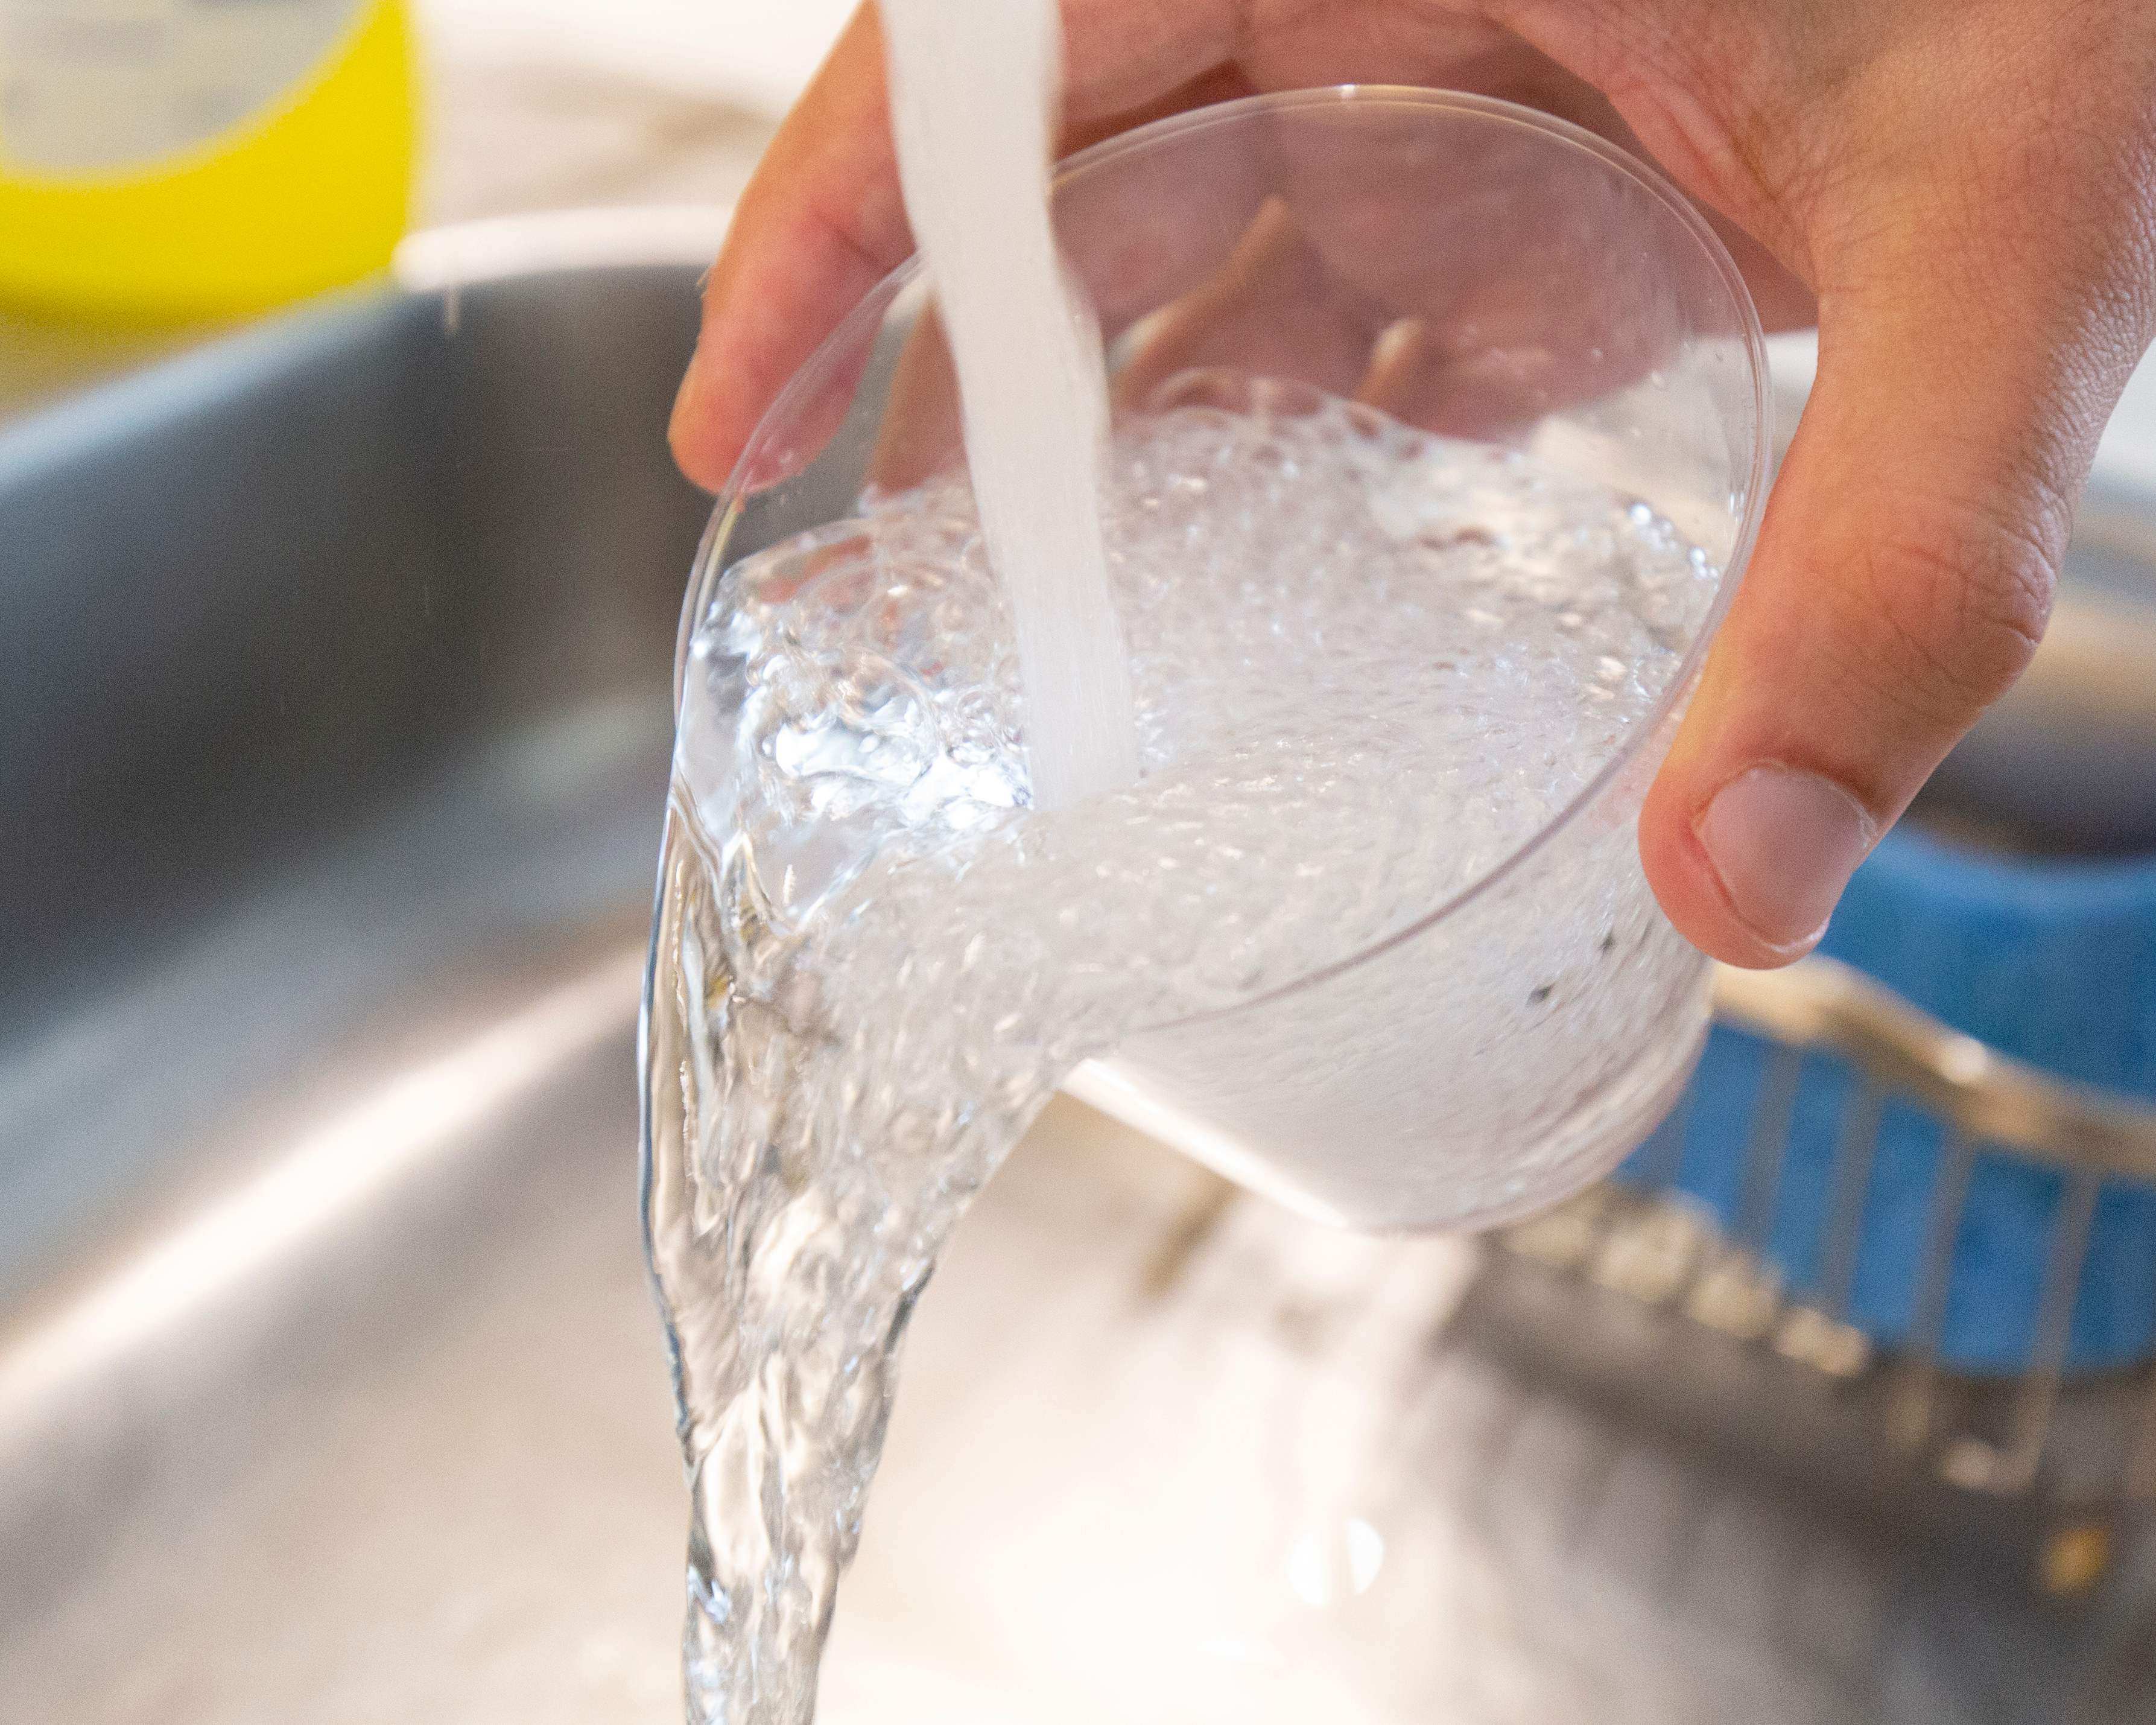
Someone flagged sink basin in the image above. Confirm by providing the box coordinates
[4,224,2154,1723]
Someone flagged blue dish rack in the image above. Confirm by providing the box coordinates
[1629,828,2156,1378]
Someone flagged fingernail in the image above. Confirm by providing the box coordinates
[1696,765,1875,951]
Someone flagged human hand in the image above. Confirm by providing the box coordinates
[670,0,2156,969]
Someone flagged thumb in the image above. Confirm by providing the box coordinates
[1640,268,2138,968]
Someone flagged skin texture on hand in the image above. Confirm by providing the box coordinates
[670,0,2156,969]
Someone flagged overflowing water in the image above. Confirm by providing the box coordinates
[644,381,1721,1723]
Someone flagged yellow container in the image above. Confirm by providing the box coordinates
[0,0,416,323]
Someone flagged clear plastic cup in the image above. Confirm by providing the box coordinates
[673,86,1770,1230]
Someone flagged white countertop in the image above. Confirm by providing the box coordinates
[1768,334,2156,495]
[2111,362,2156,490]
[416,0,855,109]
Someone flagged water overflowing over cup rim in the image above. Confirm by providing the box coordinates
[671,84,1773,1038]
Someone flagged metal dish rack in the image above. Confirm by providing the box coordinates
[1501,956,2156,1591]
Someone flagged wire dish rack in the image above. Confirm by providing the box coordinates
[1500,956,2156,1592]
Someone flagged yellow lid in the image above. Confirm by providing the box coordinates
[0,0,416,323]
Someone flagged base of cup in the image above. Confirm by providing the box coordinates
[1064,993,1714,1239]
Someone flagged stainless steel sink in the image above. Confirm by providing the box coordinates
[4,228,2154,1723]
[0,252,706,1720]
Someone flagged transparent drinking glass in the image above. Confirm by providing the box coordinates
[671,86,1771,1230]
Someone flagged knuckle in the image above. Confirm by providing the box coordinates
[1845,492,2061,723]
